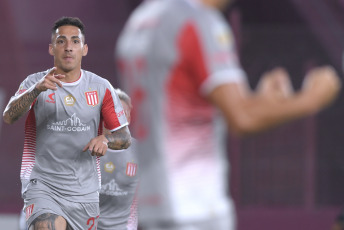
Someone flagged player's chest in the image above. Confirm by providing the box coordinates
[35,87,102,122]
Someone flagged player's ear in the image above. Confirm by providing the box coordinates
[82,44,88,57]
[48,44,54,56]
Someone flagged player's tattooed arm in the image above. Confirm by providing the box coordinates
[3,68,65,125]
[3,86,41,124]
[105,125,132,150]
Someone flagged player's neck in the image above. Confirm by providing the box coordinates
[58,68,82,83]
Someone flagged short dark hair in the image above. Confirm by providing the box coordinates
[51,16,85,37]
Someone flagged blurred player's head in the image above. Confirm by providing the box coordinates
[114,88,132,123]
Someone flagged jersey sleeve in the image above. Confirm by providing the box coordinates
[14,73,43,96]
[182,13,247,96]
[9,72,45,109]
[101,83,129,132]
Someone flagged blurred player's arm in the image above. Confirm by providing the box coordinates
[3,67,64,124]
[208,66,341,136]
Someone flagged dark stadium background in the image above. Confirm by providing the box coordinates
[1,0,344,229]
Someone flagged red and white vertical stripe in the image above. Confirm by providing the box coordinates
[25,204,34,220]
[126,162,137,177]
[126,185,139,230]
[21,109,36,180]
[85,91,99,106]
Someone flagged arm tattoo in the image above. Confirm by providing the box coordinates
[105,126,132,150]
[4,87,40,123]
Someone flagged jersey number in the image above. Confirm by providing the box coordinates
[87,215,99,230]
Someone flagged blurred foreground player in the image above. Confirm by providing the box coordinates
[115,0,341,229]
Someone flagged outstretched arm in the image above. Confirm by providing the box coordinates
[208,66,341,136]
[3,67,64,124]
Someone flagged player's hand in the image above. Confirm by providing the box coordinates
[35,67,65,92]
[302,66,341,111]
[83,135,109,157]
[257,67,293,100]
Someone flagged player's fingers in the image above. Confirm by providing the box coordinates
[99,146,107,157]
[83,143,90,152]
[45,81,59,91]
[54,74,65,87]
[92,143,105,156]
[91,148,100,156]
[46,75,64,88]
[54,73,65,77]
[54,74,65,80]
[53,79,63,88]
[47,67,57,76]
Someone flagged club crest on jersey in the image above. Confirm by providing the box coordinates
[85,91,99,106]
[126,162,137,177]
[105,162,115,173]
[25,204,34,220]
[64,94,76,106]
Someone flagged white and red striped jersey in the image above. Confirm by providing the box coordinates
[116,0,246,225]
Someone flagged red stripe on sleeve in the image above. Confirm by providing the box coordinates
[102,88,121,130]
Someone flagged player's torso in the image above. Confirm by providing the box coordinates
[116,0,233,222]
[33,71,104,162]
[25,70,108,198]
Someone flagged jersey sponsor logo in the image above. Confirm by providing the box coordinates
[47,113,91,132]
[117,110,125,118]
[85,91,99,106]
[25,204,34,220]
[126,162,137,177]
[104,162,115,173]
[100,179,128,196]
[64,94,76,106]
[46,93,55,103]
